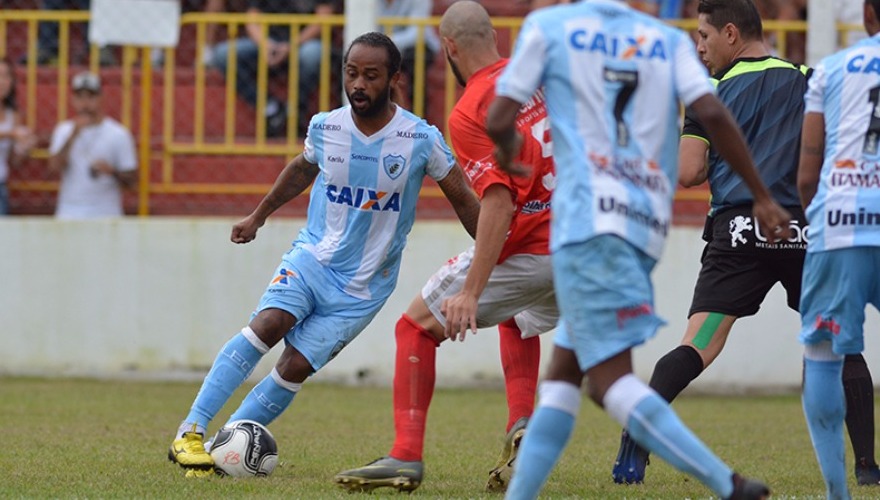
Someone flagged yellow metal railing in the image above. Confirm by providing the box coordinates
[0,10,850,214]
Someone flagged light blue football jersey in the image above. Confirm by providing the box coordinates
[496,0,713,259]
[804,33,880,252]
[298,105,455,299]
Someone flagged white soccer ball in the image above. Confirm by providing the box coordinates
[209,419,279,477]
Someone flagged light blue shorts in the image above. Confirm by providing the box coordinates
[255,246,388,371]
[552,235,666,371]
[799,247,880,355]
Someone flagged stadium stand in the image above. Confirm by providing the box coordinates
[0,1,747,221]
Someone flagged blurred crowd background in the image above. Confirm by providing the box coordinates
[0,0,861,218]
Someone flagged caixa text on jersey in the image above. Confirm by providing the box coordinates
[325,184,401,212]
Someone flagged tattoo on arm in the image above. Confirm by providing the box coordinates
[439,167,480,239]
[262,156,320,213]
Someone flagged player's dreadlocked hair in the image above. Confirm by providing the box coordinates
[698,0,764,42]
[344,32,402,76]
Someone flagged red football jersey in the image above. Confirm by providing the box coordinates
[448,58,554,263]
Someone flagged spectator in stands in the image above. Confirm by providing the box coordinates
[202,0,227,64]
[377,0,440,112]
[211,0,336,138]
[153,0,230,68]
[31,0,115,66]
[0,57,37,215]
[756,0,807,64]
[48,71,137,219]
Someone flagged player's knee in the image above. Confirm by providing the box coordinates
[585,380,605,406]
[655,345,705,373]
[396,314,443,345]
[249,309,297,347]
[275,346,313,383]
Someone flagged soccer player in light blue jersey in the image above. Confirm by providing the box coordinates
[486,1,791,499]
[167,32,480,477]
[798,1,880,498]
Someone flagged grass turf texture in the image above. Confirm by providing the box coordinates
[0,377,873,499]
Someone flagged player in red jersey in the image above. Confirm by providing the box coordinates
[334,1,557,494]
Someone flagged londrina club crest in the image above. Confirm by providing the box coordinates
[383,154,406,180]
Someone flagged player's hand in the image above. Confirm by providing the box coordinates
[231,214,263,244]
[441,292,479,342]
[494,133,529,177]
[752,198,792,243]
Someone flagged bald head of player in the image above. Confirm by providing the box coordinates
[439,1,500,87]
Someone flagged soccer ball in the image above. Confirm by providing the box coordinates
[209,420,278,477]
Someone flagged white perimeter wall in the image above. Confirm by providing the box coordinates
[2,217,879,394]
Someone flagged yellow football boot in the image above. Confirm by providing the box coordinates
[168,431,214,473]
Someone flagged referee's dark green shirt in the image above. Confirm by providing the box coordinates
[683,56,810,214]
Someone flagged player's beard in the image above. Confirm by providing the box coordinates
[446,51,466,87]
[347,85,391,118]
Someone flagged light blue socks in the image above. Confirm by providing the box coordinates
[229,368,301,426]
[626,391,733,496]
[605,374,734,498]
[180,328,269,436]
[506,381,580,500]
[803,354,848,500]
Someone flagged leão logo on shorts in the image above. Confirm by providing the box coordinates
[728,215,753,248]
[728,215,809,249]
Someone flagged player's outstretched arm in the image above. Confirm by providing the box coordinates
[798,112,825,211]
[437,164,481,239]
[442,183,515,342]
[231,154,320,244]
[690,93,792,241]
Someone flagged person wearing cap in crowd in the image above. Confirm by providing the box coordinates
[48,71,137,219]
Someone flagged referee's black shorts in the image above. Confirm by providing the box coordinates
[688,205,807,318]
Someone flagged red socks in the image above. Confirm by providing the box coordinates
[389,314,440,461]
[498,318,540,432]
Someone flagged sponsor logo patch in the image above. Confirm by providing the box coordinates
[271,268,297,286]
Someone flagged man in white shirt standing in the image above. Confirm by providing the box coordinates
[48,71,137,219]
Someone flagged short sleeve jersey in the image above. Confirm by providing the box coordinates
[682,57,809,214]
[299,105,455,299]
[496,0,713,259]
[448,58,553,263]
[803,33,880,252]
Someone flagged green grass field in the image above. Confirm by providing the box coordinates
[0,377,874,499]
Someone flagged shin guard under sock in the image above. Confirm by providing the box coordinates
[499,318,540,432]
[842,353,877,468]
[228,368,301,426]
[649,344,704,403]
[389,314,439,461]
[182,328,269,435]
[803,356,848,499]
